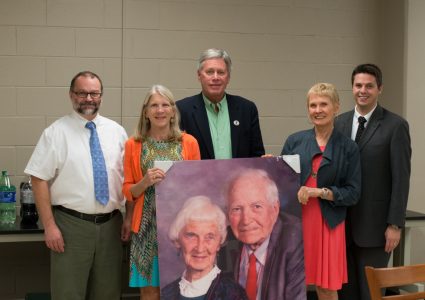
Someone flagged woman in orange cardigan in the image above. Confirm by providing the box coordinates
[122,85,200,300]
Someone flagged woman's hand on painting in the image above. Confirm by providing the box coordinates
[297,186,321,205]
[144,167,166,187]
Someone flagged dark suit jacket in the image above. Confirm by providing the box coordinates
[281,128,361,228]
[176,93,265,159]
[218,213,306,300]
[334,104,411,247]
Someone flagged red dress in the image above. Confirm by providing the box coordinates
[302,146,347,290]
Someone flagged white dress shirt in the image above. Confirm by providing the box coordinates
[25,111,128,214]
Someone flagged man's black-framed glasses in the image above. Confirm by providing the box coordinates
[72,91,102,99]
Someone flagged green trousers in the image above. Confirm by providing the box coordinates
[51,209,123,300]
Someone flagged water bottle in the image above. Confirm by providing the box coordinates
[0,170,17,225]
[20,177,38,226]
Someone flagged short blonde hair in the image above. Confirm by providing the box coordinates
[133,84,182,142]
[306,82,340,107]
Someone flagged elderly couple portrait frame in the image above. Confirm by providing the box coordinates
[155,156,306,300]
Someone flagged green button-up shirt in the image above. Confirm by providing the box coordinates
[203,94,232,159]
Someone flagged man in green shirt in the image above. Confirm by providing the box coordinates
[177,48,265,159]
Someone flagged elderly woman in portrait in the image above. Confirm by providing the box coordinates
[161,196,248,300]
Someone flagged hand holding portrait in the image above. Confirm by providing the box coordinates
[143,167,165,187]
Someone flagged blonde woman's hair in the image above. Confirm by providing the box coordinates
[306,82,340,107]
[133,84,182,142]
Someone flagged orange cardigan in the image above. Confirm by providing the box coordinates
[122,133,201,233]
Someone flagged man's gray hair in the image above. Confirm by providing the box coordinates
[198,48,232,74]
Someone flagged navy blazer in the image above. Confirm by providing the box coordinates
[281,128,361,228]
[176,93,265,159]
[335,104,411,247]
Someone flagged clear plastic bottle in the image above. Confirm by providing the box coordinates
[20,176,38,226]
[0,170,17,225]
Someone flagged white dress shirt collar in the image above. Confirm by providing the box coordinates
[179,265,221,297]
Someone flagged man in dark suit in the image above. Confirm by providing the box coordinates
[220,168,305,300]
[176,48,264,159]
[335,64,411,300]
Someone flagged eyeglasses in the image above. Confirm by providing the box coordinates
[72,91,102,99]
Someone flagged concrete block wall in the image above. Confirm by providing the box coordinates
[0,0,384,189]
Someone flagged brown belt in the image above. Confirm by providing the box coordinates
[54,205,119,224]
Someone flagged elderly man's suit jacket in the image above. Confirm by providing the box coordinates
[218,212,306,300]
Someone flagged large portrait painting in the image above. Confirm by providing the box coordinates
[155,156,306,299]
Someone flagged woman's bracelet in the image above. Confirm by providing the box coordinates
[321,187,330,199]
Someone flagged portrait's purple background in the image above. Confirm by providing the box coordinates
[155,156,300,288]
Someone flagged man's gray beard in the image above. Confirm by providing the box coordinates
[77,106,98,116]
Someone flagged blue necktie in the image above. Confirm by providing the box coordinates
[86,121,109,205]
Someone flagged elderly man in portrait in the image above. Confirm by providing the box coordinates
[219,168,306,300]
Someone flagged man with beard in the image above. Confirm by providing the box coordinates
[25,71,129,300]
